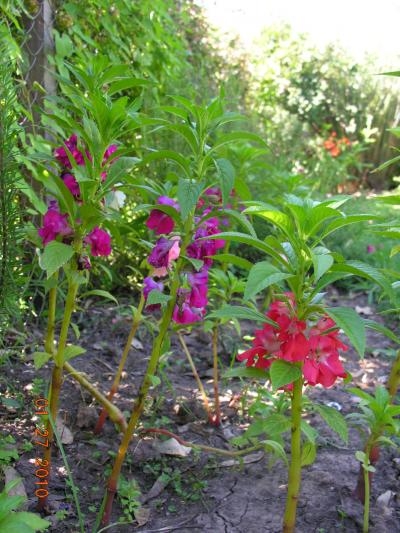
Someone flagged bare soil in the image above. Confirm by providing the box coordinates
[1,289,400,533]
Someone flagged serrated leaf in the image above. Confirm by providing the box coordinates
[301,441,316,466]
[264,440,288,465]
[178,178,203,221]
[364,319,400,344]
[311,252,334,282]
[215,158,235,205]
[33,352,53,370]
[269,360,302,389]
[300,420,318,443]
[314,404,348,443]
[325,306,366,358]
[207,305,275,325]
[80,289,118,304]
[223,366,269,380]
[39,242,74,278]
[213,253,253,270]
[146,289,171,307]
[63,345,86,362]
[244,261,292,300]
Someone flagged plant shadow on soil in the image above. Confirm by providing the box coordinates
[1,289,400,533]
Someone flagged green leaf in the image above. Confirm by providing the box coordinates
[80,290,118,304]
[207,305,275,325]
[39,242,74,278]
[33,352,53,370]
[301,420,318,443]
[141,150,190,177]
[215,158,235,205]
[301,441,316,467]
[212,253,253,271]
[184,257,204,272]
[264,440,288,465]
[223,366,269,380]
[330,260,393,296]
[244,261,292,300]
[314,404,348,443]
[8,511,50,531]
[325,306,366,358]
[311,252,334,282]
[178,178,204,221]
[146,290,171,307]
[207,232,288,266]
[269,360,302,389]
[363,319,400,344]
[149,375,161,387]
[244,207,293,238]
[63,345,86,362]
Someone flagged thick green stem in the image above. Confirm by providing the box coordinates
[37,280,78,510]
[63,361,127,433]
[44,274,58,354]
[283,377,303,533]
[177,331,212,422]
[363,445,371,533]
[94,294,145,434]
[212,326,221,426]
[101,221,194,526]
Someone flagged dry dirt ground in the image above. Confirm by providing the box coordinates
[1,289,400,533]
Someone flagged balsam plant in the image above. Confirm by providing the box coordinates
[212,194,394,532]
[348,385,400,532]
[99,95,267,526]
[24,56,144,509]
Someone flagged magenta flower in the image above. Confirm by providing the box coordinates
[187,269,208,308]
[148,236,181,277]
[187,217,225,266]
[366,244,376,254]
[172,302,204,324]
[54,134,86,168]
[103,144,118,164]
[85,227,112,256]
[38,206,72,245]
[62,173,81,197]
[146,196,180,235]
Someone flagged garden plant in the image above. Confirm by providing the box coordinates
[1,1,400,533]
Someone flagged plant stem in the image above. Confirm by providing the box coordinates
[94,294,145,434]
[177,330,212,422]
[44,273,58,354]
[211,325,221,426]
[101,221,193,526]
[282,377,303,533]
[363,445,371,533]
[63,361,127,433]
[38,279,78,510]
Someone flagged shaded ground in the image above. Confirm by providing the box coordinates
[1,289,400,532]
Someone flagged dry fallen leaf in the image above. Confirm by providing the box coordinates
[153,437,192,457]
[355,305,373,315]
[56,416,74,444]
[131,338,144,350]
[134,506,150,526]
[3,466,28,507]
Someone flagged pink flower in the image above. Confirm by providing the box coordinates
[366,244,376,254]
[146,196,179,235]
[62,173,80,197]
[187,217,225,266]
[54,134,86,168]
[172,302,204,324]
[85,227,112,256]
[187,269,208,308]
[148,236,180,276]
[38,206,72,245]
[103,144,118,164]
